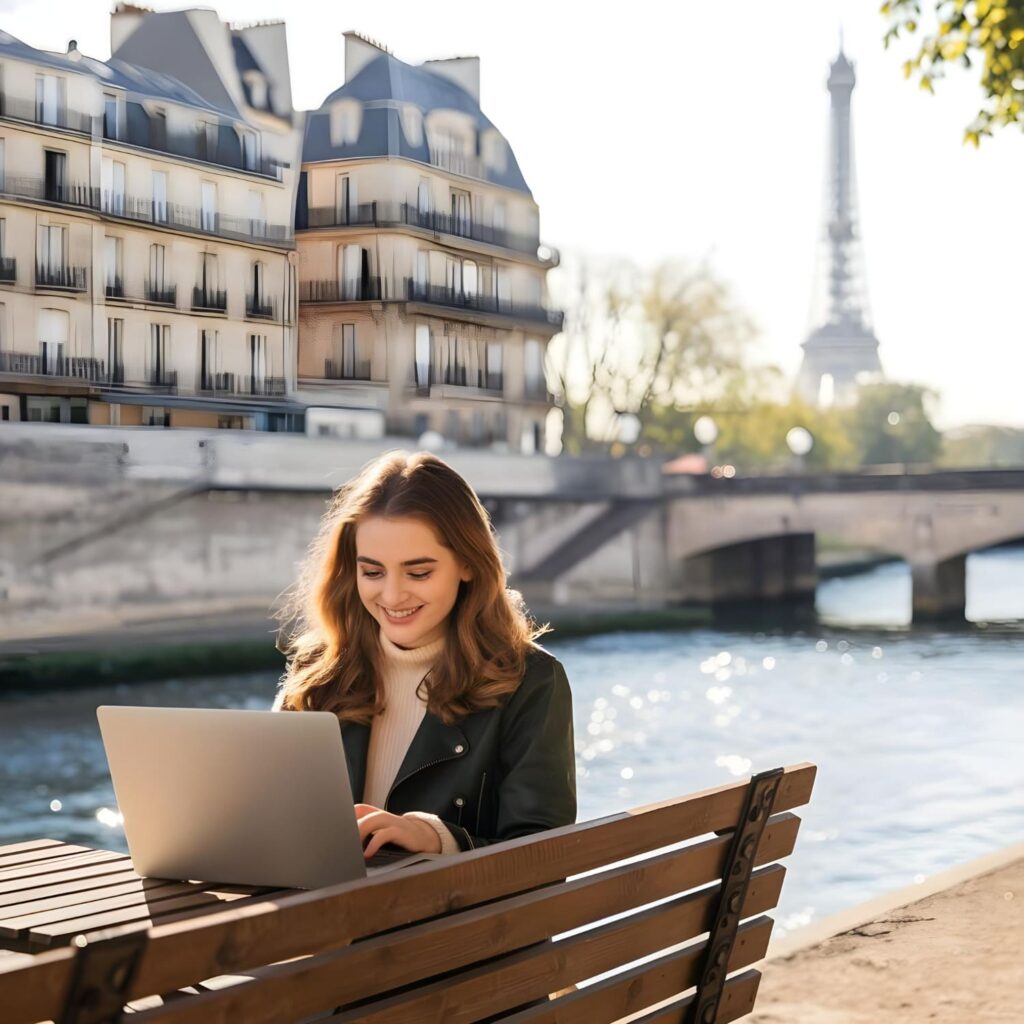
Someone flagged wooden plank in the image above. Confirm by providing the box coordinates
[125,762,816,1007]
[126,818,798,1024]
[498,950,764,1024]
[27,888,275,948]
[0,856,136,897]
[128,864,782,1024]
[0,866,145,911]
[611,970,761,1024]
[0,764,814,1024]
[0,839,66,858]
[323,913,776,1024]
[1,880,207,938]
[0,843,97,868]
[0,849,128,882]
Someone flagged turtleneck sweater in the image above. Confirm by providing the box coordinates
[363,627,460,856]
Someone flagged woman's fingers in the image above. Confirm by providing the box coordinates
[363,825,405,859]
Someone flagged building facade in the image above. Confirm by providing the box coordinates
[294,33,561,453]
[0,8,303,429]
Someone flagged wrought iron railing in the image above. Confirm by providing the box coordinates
[36,264,88,291]
[192,287,228,312]
[299,277,383,303]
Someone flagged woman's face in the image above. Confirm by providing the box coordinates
[354,515,472,649]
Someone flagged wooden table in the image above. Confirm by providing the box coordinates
[0,838,295,955]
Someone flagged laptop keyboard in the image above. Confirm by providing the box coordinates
[365,847,414,868]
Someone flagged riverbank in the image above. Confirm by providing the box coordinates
[752,842,1024,1022]
[0,601,711,690]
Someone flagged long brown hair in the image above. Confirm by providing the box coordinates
[274,449,552,724]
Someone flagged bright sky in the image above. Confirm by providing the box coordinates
[2,0,1020,429]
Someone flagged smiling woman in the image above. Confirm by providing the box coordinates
[272,449,577,862]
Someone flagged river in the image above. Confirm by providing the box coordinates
[2,546,1022,940]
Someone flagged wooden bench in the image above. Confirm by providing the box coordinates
[0,762,815,1024]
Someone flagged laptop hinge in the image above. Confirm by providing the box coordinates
[58,928,148,1024]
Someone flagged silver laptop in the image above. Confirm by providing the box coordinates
[96,706,438,890]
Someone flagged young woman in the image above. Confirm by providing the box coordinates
[272,449,577,861]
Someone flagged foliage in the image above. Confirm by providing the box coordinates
[882,0,1024,143]
[940,423,1024,465]
[843,381,944,466]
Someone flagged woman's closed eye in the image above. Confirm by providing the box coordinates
[360,571,432,580]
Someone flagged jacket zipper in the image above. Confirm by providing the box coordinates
[384,750,463,812]
[475,771,487,826]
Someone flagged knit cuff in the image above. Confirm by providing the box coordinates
[403,811,462,856]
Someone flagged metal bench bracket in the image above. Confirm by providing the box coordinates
[58,929,147,1024]
[692,766,784,1024]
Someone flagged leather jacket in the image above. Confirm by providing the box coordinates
[343,646,577,850]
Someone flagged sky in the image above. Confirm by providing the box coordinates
[2,0,1020,429]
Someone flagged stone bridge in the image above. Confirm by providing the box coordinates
[3,425,1023,634]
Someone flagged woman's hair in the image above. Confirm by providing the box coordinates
[274,449,552,724]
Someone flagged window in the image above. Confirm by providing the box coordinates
[149,244,166,294]
[493,201,506,234]
[199,252,218,291]
[200,182,217,231]
[251,261,265,304]
[149,324,169,383]
[340,244,362,300]
[248,190,266,236]
[415,324,431,388]
[151,109,168,149]
[200,328,218,388]
[197,121,218,161]
[417,180,431,217]
[103,93,120,139]
[486,341,503,391]
[107,318,124,382]
[0,138,5,192]
[463,260,478,300]
[43,150,66,202]
[240,129,260,171]
[249,333,267,388]
[36,224,66,272]
[35,74,64,126]
[152,171,167,224]
[451,189,471,236]
[101,158,125,215]
[104,236,122,294]
[141,405,168,427]
[495,266,511,309]
[415,250,428,290]
[524,338,544,395]
[335,174,354,225]
[39,309,69,373]
[445,256,462,297]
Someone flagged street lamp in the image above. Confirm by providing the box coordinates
[616,412,641,446]
[786,426,813,473]
[693,415,718,470]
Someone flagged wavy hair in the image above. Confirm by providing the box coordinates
[274,449,551,724]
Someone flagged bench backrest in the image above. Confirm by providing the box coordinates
[1,762,815,1024]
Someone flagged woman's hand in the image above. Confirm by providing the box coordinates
[354,803,442,858]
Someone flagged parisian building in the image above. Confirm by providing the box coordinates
[0,7,303,429]
[294,33,562,453]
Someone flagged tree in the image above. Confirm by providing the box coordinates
[882,0,1024,144]
[845,381,943,466]
[546,256,756,455]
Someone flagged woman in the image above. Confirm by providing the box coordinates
[272,449,576,861]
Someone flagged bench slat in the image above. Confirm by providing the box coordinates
[0,857,137,897]
[0,843,97,869]
[0,867,153,912]
[0,839,66,859]
[325,913,775,1024]
[126,816,797,1024]
[0,849,129,884]
[608,969,761,1024]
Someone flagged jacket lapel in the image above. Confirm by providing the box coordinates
[386,711,468,807]
[340,719,370,803]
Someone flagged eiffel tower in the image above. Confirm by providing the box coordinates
[796,45,883,405]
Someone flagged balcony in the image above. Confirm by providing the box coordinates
[200,372,286,397]
[404,279,562,328]
[146,370,178,392]
[299,200,547,260]
[409,365,503,398]
[0,350,105,381]
[104,278,126,301]
[245,294,277,320]
[144,282,177,306]
[0,257,16,284]
[324,359,372,382]
[299,277,382,303]
[0,93,93,134]
[36,264,88,292]
[192,287,227,313]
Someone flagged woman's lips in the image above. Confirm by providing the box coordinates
[380,604,424,625]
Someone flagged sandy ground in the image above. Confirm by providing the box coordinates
[751,855,1024,1023]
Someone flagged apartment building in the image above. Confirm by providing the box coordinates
[0,8,303,429]
[295,33,561,453]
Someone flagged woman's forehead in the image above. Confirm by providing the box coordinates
[355,515,446,555]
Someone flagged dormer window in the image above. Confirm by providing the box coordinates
[330,100,363,147]
[103,92,123,140]
[242,71,268,109]
[240,129,261,172]
[481,130,508,174]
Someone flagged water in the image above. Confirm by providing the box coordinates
[2,548,1022,940]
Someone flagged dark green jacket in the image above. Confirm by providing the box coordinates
[342,646,577,851]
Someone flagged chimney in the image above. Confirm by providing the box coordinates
[343,30,390,84]
[421,56,480,103]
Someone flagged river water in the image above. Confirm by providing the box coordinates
[2,547,1022,940]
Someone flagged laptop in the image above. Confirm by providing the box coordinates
[96,705,439,890]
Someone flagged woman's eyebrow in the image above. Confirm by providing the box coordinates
[356,556,439,567]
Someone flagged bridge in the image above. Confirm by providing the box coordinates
[3,425,1023,637]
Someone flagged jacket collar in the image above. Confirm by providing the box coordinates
[341,712,468,807]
